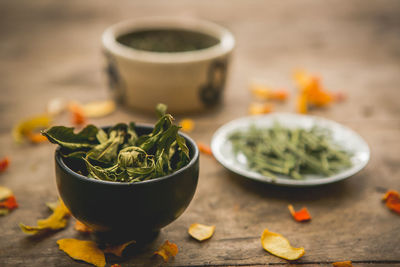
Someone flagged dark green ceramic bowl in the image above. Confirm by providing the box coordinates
[55,125,199,238]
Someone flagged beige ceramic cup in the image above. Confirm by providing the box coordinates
[102,17,235,113]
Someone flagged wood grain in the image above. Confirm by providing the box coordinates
[0,0,400,266]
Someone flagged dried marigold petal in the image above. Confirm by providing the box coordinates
[12,114,51,143]
[74,220,93,233]
[383,190,400,215]
[250,84,288,101]
[0,157,10,172]
[82,100,116,118]
[0,195,18,210]
[154,240,178,262]
[297,93,308,114]
[288,204,311,222]
[68,102,87,127]
[188,223,216,241]
[57,239,106,267]
[0,186,13,200]
[261,228,305,261]
[20,199,70,234]
[248,102,274,115]
[197,142,213,156]
[179,119,195,133]
[332,260,353,267]
[103,240,136,257]
[111,264,121,267]
[27,132,48,144]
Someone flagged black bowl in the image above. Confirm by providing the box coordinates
[55,125,199,240]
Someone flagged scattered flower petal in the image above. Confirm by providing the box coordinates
[288,204,311,222]
[248,102,274,115]
[12,114,51,143]
[20,200,70,234]
[154,240,178,262]
[188,223,216,241]
[0,186,13,200]
[103,240,136,257]
[250,84,288,101]
[111,264,121,267]
[68,102,87,127]
[0,195,18,210]
[0,157,10,172]
[57,239,106,267]
[197,142,213,156]
[261,228,305,261]
[382,190,400,215]
[74,220,93,233]
[82,100,116,118]
[332,260,353,267]
[179,119,195,133]
[27,132,48,144]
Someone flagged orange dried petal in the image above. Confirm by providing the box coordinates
[248,102,274,115]
[0,195,18,210]
[261,228,305,261]
[57,238,105,267]
[0,157,10,172]
[74,220,93,233]
[0,186,13,200]
[188,223,216,241]
[111,264,121,267]
[68,102,87,127]
[297,93,308,114]
[12,114,51,143]
[27,132,48,144]
[288,205,311,222]
[103,240,136,257]
[383,190,400,215]
[179,119,195,133]
[332,260,353,267]
[198,142,213,156]
[154,240,178,262]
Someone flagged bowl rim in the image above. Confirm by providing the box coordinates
[55,123,199,186]
[102,16,235,64]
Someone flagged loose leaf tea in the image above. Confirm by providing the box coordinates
[42,104,190,183]
[229,122,352,179]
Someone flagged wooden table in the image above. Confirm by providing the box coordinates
[1,0,400,266]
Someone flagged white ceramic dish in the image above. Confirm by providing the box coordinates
[211,113,370,187]
[102,17,235,113]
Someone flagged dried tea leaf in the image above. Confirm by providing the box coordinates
[13,114,51,143]
[188,223,215,241]
[0,186,13,200]
[82,100,116,118]
[20,200,70,235]
[197,142,213,156]
[42,125,99,150]
[383,190,400,215]
[261,228,305,261]
[154,240,178,262]
[0,157,10,172]
[248,102,274,115]
[57,239,105,267]
[332,261,353,267]
[103,240,136,257]
[288,205,311,222]
[179,119,195,133]
[74,220,93,233]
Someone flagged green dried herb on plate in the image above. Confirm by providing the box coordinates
[42,104,190,183]
[228,122,352,180]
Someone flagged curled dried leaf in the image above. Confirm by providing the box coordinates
[154,240,178,262]
[248,102,274,115]
[179,119,195,133]
[188,223,215,241]
[0,157,10,172]
[332,261,353,267]
[197,142,213,156]
[261,228,305,261]
[57,238,105,267]
[288,205,311,222]
[103,240,136,257]
[74,220,93,233]
[20,200,70,235]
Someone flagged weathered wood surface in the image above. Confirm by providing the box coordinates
[1,0,400,266]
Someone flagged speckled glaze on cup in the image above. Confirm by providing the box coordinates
[54,125,199,239]
[102,17,235,113]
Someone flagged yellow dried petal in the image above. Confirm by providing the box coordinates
[0,186,13,201]
[332,261,353,267]
[261,228,305,261]
[20,200,70,235]
[12,114,51,143]
[74,220,93,234]
[188,223,216,241]
[82,100,116,118]
[154,240,178,262]
[103,240,136,257]
[248,102,273,115]
[179,119,195,133]
[57,239,105,267]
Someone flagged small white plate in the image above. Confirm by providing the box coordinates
[211,113,370,187]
